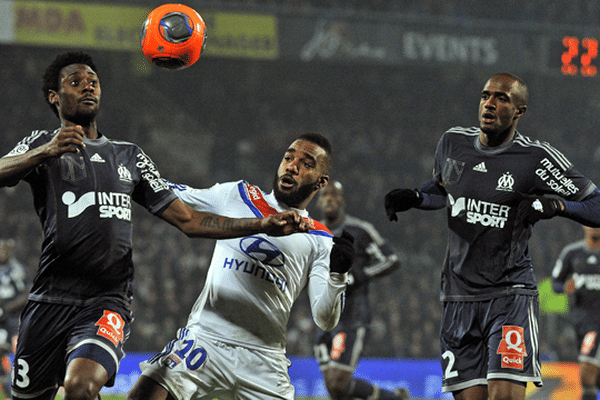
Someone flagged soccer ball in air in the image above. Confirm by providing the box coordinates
[141,4,207,70]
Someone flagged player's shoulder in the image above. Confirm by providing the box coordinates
[561,239,589,255]
[104,135,142,150]
[512,132,555,151]
[344,215,374,233]
[5,129,56,157]
[437,126,479,147]
[166,179,241,194]
[308,219,333,238]
[512,132,571,168]
[444,126,480,137]
[344,215,384,242]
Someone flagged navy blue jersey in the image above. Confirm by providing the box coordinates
[327,215,400,326]
[552,240,600,324]
[3,129,177,306]
[434,127,597,301]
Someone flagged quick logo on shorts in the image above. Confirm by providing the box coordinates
[496,325,527,369]
[331,332,346,360]
[581,331,597,355]
[95,310,125,347]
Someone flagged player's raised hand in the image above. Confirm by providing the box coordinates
[261,210,309,236]
[384,188,423,221]
[46,125,86,157]
[330,230,355,274]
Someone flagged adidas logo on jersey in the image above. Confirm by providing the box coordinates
[90,153,105,163]
[473,162,487,173]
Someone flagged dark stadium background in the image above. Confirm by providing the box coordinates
[1,0,599,398]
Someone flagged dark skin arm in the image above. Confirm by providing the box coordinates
[1,126,308,237]
[0,125,85,187]
[159,198,309,238]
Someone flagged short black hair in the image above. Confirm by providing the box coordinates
[296,132,333,173]
[42,51,98,118]
[490,72,529,106]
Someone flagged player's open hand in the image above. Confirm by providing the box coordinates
[261,210,309,236]
[46,125,86,157]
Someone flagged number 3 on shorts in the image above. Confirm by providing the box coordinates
[13,358,30,388]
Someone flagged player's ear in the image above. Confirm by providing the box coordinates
[48,90,58,105]
[317,175,329,190]
[515,104,527,118]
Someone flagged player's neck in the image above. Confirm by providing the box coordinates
[324,214,344,230]
[479,129,515,147]
[586,239,600,250]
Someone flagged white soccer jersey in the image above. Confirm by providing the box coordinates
[168,180,347,351]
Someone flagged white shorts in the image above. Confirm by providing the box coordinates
[139,328,294,400]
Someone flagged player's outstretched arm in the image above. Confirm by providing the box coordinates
[516,189,600,228]
[384,179,447,221]
[160,198,309,238]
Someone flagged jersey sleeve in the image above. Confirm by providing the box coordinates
[2,130,51,158]
[532,142,597,201]
[352,222,400,286]
[164,180,240,214]
[131,149,177,214]
[306,237,347,331]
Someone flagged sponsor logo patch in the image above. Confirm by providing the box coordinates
[331,332,347,360]
[95,310,125,347]
[497,325,527,369]
[582,331,597,355]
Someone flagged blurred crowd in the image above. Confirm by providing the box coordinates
[1,0,600,362]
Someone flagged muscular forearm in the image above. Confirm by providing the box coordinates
[178,212,271,239]
[161,199,305,238]
[0,150,48,187]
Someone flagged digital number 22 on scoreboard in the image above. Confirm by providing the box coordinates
[560,36,598,77]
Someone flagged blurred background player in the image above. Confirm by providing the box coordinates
[552,226,600,400]
[0,239,30,396]
[314,181,408,400]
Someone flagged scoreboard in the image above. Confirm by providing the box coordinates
[554,36,598,77]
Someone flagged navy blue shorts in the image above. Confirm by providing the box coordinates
[574,318,600,367]
[440,294,543,393]
[314,324,367,373]
[11,299,132,399]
